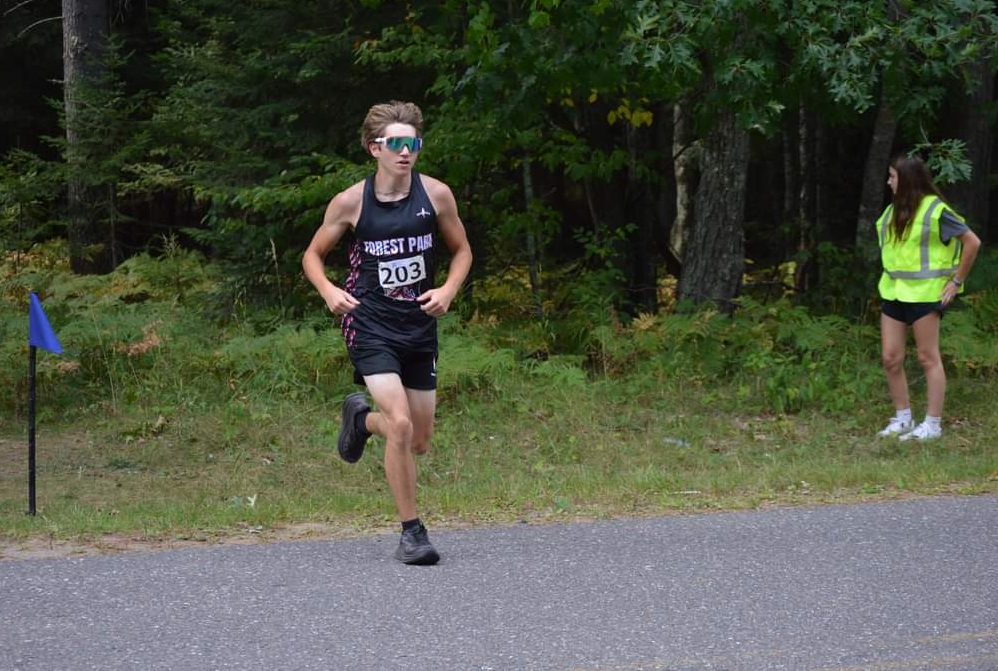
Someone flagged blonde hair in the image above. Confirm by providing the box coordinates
[360,101,424,150]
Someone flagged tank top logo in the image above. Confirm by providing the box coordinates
[362,233,433,257]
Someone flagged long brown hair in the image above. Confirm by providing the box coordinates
[888,155,947,242]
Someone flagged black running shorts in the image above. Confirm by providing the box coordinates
[348,346,437,390]
[881,299,945,325]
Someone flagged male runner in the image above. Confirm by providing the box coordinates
[302,101,472,565]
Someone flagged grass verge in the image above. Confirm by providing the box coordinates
[2,363,996,556]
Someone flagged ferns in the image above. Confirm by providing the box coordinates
[942,291,998,375]
[579,297,882,414]
[216,324,350,401]
[2,247,997,423]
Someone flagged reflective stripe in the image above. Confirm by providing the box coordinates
[886,197,944,278]
[918,198,943,274]
[880,198,944,270]
[886,268,954,279]
[878,205,893,248]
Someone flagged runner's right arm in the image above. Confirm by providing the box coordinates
[303,183,364,315]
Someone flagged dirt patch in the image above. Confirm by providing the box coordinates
[0,511,611,561]
[0,522,393,561]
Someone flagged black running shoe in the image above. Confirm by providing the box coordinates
[394,523,440,565]
[336,392,371,463]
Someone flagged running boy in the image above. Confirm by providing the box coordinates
[302,101,472,564]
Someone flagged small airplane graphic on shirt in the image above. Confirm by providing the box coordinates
[416,207,431,218]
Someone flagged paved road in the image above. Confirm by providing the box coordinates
[1,496,996,671]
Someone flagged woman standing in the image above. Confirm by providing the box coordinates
[876,155,981,441]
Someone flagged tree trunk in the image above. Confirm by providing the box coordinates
[855,95,897,267]
[947,56,993,241]
[624,123,657,314]
[781,104,800,236]
[655,101,679,278]
[795,105,817,293]
[62,0,113,274]
[522,155,543,319]
[677,108,749,311]
[852,1,903,285]
[460,183,476,305]
[670,100,698,271]
[580,101,631,309]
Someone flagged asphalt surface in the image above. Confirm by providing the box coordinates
[1,495,996,671]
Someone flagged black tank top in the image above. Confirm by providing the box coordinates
[341,173,438,352]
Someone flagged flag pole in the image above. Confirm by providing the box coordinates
[27,291,62,516]
[28,344,37,516]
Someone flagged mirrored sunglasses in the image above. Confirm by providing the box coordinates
[375,136,423,153]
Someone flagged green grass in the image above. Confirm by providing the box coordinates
[2,359,995,548]
[1,245,996,551]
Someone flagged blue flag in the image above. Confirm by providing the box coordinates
[28,292,63,354]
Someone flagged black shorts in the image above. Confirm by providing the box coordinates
[348,345,437,390]
[881,299,944,326]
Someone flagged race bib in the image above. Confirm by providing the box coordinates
[378,255,427,289]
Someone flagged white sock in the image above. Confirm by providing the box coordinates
[924,415,942,429]
[896,408,912,423]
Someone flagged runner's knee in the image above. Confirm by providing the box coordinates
[383,412,413,445]
[411,429,432,455]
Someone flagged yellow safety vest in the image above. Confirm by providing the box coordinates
[876,195,963,302]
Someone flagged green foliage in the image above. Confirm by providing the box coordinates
[941,295,998,375]
[590,298,884,414]
[3,0,998,328]
[465,261,900,416]
[190,155,369,318]
[527,355,590,390]
[117,1,434,302]
[911,138,972,186]
[52,37,154,208]
[437,319,518,400]
[151,1,417,188]
[503,192,563,245]
[729,300,881,413]
[575,224,636,279]
[964,247,998,293]
[801,242,880,318]
[0,150,61,258]
[0,247,502,420]
[941,251,998,374]
[463,247,998,415]
[0,251,843,420]
[216,323,349,401]
[789,0,998,119]
[3,252,998,541]
[622,0,787,133]
[363,0,680,295]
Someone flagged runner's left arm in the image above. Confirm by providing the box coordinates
[419,178,472,317]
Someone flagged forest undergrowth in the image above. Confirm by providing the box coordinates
[1,241,996,551]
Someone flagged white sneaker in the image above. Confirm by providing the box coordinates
[899,421,942,442]
[878,416,914,437]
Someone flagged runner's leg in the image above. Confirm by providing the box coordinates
[405,388,436,456]
[363,372,417,522]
